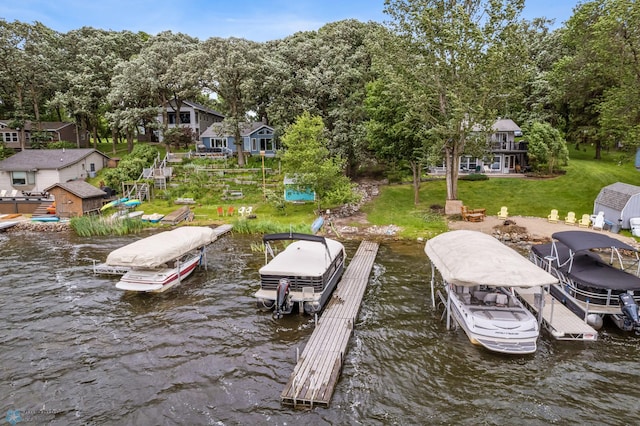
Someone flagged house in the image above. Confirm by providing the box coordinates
[140,100,225,143]
[0,148,110,193]
[433,118,527,174]
[0,120,90,149]
[44,180,108,217]
[593,182,640,229]
[199,122,277,157]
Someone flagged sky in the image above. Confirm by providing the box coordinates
[1,0,582,42]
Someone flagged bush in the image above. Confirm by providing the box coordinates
[459,173,489,181]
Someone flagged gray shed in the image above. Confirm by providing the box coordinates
[593,182,640,229]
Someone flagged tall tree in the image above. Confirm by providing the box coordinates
[384,0,526,202]
[280,112,355,210]
[200,37,262,166]
[527,122,569,174]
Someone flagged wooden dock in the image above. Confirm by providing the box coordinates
[514,287,598,341]
[160,205,192,225]
[281,240,379,408]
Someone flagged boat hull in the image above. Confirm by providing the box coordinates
[115,252,201,293]
[445,287,539,355]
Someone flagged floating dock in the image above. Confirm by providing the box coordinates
[93,224,233,274]
[281,240,379,408]
[514,287,598,341]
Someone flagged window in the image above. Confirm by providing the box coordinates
[11,171,36,186]
[212,138,227,148]
[251,138,257,151]
[167,112,190,124]
[259,138,274,151]
[90,163,96,172]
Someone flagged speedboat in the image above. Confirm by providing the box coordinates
[530,230,640,332]
[102,226,223,293]
[255,232,346,318]
[425,230,558,355]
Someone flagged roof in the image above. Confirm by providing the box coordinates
[550,230,637,253]
[106,227,218,268]
[0,120,76,132]
[201,122,274,138]
[44,180,107,199]
[424,230,558,287]
[164,100,224,118]
[492,118,521,132]
[595,182,640,211]
[0,149,109,172]
[259,236,344,277]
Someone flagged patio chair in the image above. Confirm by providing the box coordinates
[564,211,576,225]
[0,189,6,199]
[497,206,508,220]
[578,214,591,228]
[461,206,484,222]
[217,206,224,217]
[592,211,605,231]
[227,206,235,216]
[547,209,559,223]
[246,206,253,216]
[238,206,246,217]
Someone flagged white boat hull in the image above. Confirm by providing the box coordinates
[115,252,201,293]
[445,286,539,355]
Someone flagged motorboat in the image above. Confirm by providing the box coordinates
[425,230,558,355]
[255,232,346,318]
[98,226,229,293]
[530,230,640,332]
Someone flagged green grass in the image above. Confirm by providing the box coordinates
[86,142,640,239]
[362,145,640,238]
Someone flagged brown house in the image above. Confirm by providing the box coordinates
[0,120,90,149]
[44,181,107,217]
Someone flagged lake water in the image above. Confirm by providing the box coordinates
[1,229,639,425]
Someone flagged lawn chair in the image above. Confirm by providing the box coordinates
[592,211,605,230]
[217,206,224,217]
[547,209,559,223]
[246,206,253,216]
[227,206,235,216]
[564,211,576,225]
[578,214,591,228]
[497,206,508,220]
[0,189,6,199]
[461,206,484,222]
[238,206,246,217]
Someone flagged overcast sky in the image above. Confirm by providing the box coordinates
[1,0,581,42]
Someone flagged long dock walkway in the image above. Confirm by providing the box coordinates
[281,240,379,408]
[514,287,598,341]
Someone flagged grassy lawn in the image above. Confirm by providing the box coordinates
[93,142,640,239]
[362,145,640,238]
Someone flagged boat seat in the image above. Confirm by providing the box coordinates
[460,293,471,304]
[483,293,498,304]
[474,291,488,302]
[495,294,508,306]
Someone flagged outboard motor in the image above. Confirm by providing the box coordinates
[274,278,293,319]
[618,293,640,333]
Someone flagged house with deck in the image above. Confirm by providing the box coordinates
[199,122,277,157]
[0,148,110,193]
[139,100,225,143]
[433,118,527,174]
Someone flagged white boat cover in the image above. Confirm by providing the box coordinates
[259,238,344,277]
[425,230,558,287]
[106,226,217,268]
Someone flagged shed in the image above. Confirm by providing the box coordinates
[44,181,108,218]
[593,182,640,229]
[283,176,315,203]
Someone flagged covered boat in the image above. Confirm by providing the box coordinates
[425,230,558,355]
[255,233,346,318]
[106,226,219,293]
[530,230,640,332]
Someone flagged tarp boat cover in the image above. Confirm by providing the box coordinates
[260,233,344,277]
[531,230,640,291]
[425,230,558,287]
[106,226,217,269]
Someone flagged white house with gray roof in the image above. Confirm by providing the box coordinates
[0,148,110,193]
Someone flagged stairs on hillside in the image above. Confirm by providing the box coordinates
[32,202,51,216]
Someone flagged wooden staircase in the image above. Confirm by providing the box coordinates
[32,202,51,216]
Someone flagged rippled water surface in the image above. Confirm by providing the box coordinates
[2,230,640,425]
